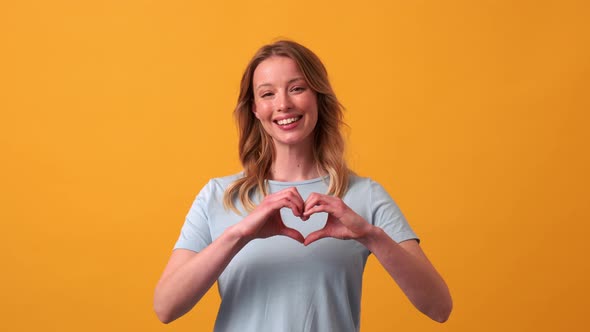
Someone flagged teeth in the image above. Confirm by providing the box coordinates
[277,117,300,125]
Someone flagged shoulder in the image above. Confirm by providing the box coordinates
[347,173,381,192]
[192,172,244,199]
[345,174,396,205]
[208,172,244,189]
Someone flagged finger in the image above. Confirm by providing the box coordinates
[304,200,340,217]
[303,196,322,216]
[272,189,304,216]
[303,192,322,208]
[280,227,305,244]
[277,186,303,201]
[271,187,301,203]
[286,187,305,215]
[269,196,302,217]
[287,186,304,201]
[304,193,336,213]
[304,229,331,246]
[284,198,304,217]
[303,204,330,217]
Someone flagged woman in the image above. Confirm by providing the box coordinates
[154,40,452,331]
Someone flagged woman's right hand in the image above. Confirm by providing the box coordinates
[155,187,304,323]
[235,187,305,244]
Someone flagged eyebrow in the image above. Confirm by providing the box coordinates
[255,77,305,90]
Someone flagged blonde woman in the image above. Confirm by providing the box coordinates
[154,40,452,331]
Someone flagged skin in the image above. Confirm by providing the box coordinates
[154,56,452,324]
[252,56,318,148]
[252,56,320,181]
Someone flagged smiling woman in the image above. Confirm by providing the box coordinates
[251,56,318,152]
[153,40,452,331]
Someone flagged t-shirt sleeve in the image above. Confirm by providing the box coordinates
[173,180,214,252]
[370,179,419,243]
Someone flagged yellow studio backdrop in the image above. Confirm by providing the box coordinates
[1,1,588,331]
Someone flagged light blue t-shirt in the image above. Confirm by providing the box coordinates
[174,173,418,332]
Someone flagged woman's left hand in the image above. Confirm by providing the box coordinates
[302,193,373,246]
[302,193,453,322]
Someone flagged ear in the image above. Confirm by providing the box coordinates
[252,102,260,119]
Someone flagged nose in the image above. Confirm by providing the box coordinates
[276,91,294,112]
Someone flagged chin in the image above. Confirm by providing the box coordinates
[273,134,314,147]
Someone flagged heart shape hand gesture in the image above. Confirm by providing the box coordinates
[237,187,373,246]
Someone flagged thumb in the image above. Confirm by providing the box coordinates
[280,227,305,244]
[304,229,330,246]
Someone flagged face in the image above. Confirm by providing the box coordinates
[252,56,318,150]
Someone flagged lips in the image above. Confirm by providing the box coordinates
[274,115,303,126]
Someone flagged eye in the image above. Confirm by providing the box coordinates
[260,92,274,98]
[290,86,306,93]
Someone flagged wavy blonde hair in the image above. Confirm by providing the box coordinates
[223,40,349,213]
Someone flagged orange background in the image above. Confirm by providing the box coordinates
[1,1,589,331]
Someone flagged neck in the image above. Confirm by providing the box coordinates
[270,142,321,182]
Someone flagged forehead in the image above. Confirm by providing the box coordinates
[252,56,304,85]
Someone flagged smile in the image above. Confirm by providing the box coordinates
[274,116,302,125]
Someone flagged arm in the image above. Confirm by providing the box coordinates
[154,187,306,324]
[358,230,452,322]
[303,193,452,323]
[153,225,247,324]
